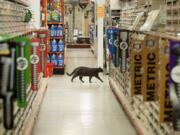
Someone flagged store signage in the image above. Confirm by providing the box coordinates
[159,38,173,123]
[97,5,105,18]
[131,34,145,96]
[143,35,159,101]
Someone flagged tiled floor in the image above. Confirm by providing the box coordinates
[33,49,137,135]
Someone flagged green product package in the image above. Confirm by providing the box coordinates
[13,37,31,108]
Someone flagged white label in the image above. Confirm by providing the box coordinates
[120,42,128,50]
[171,65,180,83]
[30,55,39,64]
[17,57,28,71]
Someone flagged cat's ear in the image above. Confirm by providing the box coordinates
[99,67,103,71]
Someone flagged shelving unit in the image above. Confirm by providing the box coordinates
[166,0,180,33]
[0,1,49,134]
[47,0,65,75]
[107,0,180,134]
[0,0,32,36]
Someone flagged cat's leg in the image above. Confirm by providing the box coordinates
[71,75,78,82]
[89,76,92,83]
[79,76,84,83]
[95,75,103,82]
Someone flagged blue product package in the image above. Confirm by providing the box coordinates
[50,25,55,37]
[54,25,57,37]
[57,54,63,66]
[51,54,57,66]
[57,40,64,52]
[51,39,57,52]
[106,27,119,66]
[56,25,63,37]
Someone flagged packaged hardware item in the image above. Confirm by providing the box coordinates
[14,37,30,108]
[119,30,129,73]
[169,40,180,131]
[106,27,119,67]
[30,38,40,91]
[38,31,48,76]
[0,41,16,129]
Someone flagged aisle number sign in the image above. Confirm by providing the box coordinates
[97,5,105,18]
[159,38,172,123]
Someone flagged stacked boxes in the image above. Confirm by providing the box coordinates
[166,0,180,33]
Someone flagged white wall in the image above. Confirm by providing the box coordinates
[30,0,41,29]
[110,0,121,10]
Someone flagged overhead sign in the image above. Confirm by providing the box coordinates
[97,5,105,18]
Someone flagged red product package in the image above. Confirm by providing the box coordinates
[30,38,41,91]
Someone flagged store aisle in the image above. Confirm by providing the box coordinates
[33,49,137,135]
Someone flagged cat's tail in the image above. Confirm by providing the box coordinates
[66,69,76,76]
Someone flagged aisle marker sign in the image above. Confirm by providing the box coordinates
[159,38,172,123]
[97,5,105,18]
[143,35,159,101]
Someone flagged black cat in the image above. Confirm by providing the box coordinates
[67,67,103,83]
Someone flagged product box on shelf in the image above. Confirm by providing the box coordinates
[13,37,31,108]
[106,27,119,67]
[159,38,173,123]
[142,35,159,101]
[169,40,180,131]
[38,30,48,77]
[119,29,129,73]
